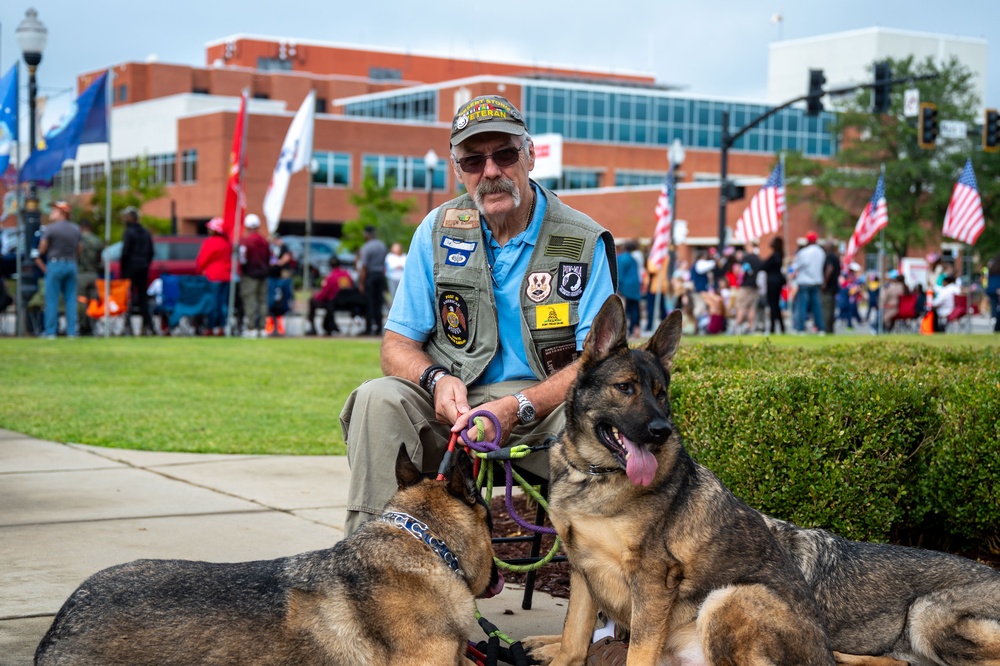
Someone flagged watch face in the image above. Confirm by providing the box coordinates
[519,403,535,423]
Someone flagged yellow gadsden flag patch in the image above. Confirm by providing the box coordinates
[536,302,570,329]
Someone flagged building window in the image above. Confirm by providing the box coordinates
[79,163,106,192]
[181,149,198,183]
[253,92,270,100]
[52,166,75,194]
[312,152,351,187]
[192,87,209,95]
[315,97,326,114]
[362,154,447,191]
[148,153,177,185]
[536,169,602,191]
[343,90,436,122]
[257,57,292,71]
[614,170,668,187]
[117,85,127,103]
[369,67,402,81]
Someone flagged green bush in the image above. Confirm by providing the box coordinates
[667,341,1000,545]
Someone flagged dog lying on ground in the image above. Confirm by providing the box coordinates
[35,445,502,666]
[765,516,1000,666]
[526,296,835,665]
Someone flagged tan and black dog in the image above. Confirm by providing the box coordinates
[526,295,834,666]
[35,445,502,666]
[765,516,1000,666]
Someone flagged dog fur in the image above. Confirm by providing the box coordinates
[525,295,834,666]
[35,446,499,666]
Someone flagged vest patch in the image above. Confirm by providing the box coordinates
[526,272,552,303]
[439,292,470,347]
[544,235,586,261]
[441,236,478,252]
[541,342,579,374]
[443,209,480,229]
[445,251,471,266]
[536,302,570,328]
[557,262,587,300]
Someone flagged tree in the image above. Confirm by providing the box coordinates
[83,158,168,244]
[341,172,418,252]
[786,55,999,263]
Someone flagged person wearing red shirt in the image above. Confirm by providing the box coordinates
[195,217,233,335]
[238,214,270,337]
[305,256,363,335]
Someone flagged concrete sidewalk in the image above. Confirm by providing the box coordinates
[0,430,567,665]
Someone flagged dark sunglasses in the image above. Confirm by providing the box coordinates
[454,142,524,174]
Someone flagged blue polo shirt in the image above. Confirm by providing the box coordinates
[386,184,614,385]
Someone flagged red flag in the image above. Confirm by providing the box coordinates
[222,89,248,239]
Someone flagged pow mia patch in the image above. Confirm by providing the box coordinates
[439,292,470,348]
[557,262,587,300]
[443,209,480,229]
[526,272,552,303]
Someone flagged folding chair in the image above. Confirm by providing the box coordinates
[891,293,920,333]
[87,279,132,336]
[169,275,215,335]
[946,293,971,333]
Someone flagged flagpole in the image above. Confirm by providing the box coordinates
[103,68,113,337]
[304,162,314,303]
[226,88,249,337]
[876,162,885,335]
[781,153,790,267]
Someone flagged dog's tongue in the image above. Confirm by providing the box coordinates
[623,437,658,486]
[483,572,504,599]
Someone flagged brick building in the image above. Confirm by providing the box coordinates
[57,35,836,252]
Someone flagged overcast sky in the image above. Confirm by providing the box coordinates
[1,0,997,128]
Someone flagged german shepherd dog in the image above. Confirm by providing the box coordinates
[764,516,1000,666]
[526,295,834,666]
[35,445,502,666]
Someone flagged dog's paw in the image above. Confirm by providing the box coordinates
[522,635,561,664]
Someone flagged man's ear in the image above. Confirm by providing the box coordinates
[525,139,535,172]
[451,155,465,189]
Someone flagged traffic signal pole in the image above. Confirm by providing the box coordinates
[717,73,938,253]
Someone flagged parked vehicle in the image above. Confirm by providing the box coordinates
[103,235,206,288]
[281,235,356,283]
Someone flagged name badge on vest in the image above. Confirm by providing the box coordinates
[536,302,570,329]
[442,209,480,229]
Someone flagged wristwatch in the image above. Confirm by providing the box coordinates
[512,392,536,425]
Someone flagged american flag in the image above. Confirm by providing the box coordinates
[649,162,674,270]
[734,163,785,244]
[843,171,888,268]
[942,158,985,245]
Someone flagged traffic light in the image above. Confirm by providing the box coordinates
[984,108,1000,153]
[806,69,826,117]
[872,61,892,114]
[917,102,938,150]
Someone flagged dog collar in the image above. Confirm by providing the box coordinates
[379,511,464,576]
[565,459,622,477]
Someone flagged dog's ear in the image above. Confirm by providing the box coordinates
[581,295,628,369]
[395,443,423,489]
[646,309,683,369]
[448,451,479,506]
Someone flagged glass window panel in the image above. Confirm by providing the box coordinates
[551,118,565,135]
[635,100,647,121]
[576,95,589,116]
[575,120,588,138]
[657,101,669,123]
[593,97,605,117]
[593,123,605,140]
[634,125,647,143]
[552,91,565,114]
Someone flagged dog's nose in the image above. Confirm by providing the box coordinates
[648,419,672,441]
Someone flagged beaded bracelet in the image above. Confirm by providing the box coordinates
[419,364,450,393]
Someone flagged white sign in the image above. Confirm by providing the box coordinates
[673,219,688,245]
[903,89,920,118]
[940,120,968,140]
[900,257,929,291]
[530,133,563,180]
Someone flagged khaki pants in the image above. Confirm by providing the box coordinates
[340,377,565,535]
[241,276,267,331]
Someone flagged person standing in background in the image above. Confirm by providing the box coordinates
[120,207,156,336]
[36,201,81,338]
[76,219,104,336]
[195,217,232,336]
[385,242,407,300]
[791,231,826,334]
[760,236,786,334]
[820,241,840,334]
[357,225,388,336]
[616,240,642,338]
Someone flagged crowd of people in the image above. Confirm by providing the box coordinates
[615,232,998,337]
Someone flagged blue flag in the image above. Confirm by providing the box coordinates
[0,64,17,175]
[20,71,109,184]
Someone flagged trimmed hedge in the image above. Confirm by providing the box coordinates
[667,341,1000,544]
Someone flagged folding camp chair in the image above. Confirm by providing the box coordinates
[946,293,972,333]
[87,279,132,336]
[891,293,920,333]
[168,275,215,335]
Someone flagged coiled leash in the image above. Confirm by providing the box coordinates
[435,409,561,665]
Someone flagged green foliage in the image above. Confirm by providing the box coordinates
[670,341,1000,544]
[79,158,167,244]
[786,55,999,261]
[342,171,418,252]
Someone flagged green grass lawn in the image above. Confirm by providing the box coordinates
[1,331,996,455]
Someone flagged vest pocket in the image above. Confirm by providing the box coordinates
[435,280,480,352]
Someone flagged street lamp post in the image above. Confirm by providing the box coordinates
[665,139,685,317]
[423,149,438,214]
[15,8,47,337]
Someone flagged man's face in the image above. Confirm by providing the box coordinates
[452,132,534,218]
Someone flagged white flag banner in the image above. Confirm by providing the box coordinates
[263,90,316,233]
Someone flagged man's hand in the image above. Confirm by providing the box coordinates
[451,394,519,447]
[432,374,471,426]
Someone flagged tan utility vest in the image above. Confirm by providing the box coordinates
[426,184,616,385]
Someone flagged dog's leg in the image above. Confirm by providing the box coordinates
[624,560,678,665]
[833,653,908,666]
[528,566,599,666]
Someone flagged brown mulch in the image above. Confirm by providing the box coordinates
[490,497,1000,602]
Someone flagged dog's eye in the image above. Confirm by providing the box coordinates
[614,382,633,395]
